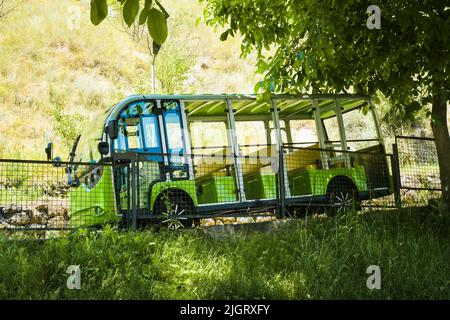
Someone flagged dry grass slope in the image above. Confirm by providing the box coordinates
[0,0,258,160]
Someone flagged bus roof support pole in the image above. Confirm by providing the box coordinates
[179,100,195,179]
[334,98,350,168]
[225,99,246,202]
[157,99,171,182]
[285,120,293,145]
[271,99,291,198]
[131,160,137,231]
[368,98,384,146]
[264,120,271,145]
[313,99,329,169]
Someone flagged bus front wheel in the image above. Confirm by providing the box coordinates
[153,190,197,229]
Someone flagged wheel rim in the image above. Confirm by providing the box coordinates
[161,203,189,230]
[331,191,354,214]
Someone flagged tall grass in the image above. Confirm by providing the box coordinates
[0,207,448,299]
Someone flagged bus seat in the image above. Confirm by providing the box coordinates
[284,143,321,173]
[193,148,234,180]
[241,146,274,176]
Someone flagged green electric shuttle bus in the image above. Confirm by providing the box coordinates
[60,94,392,228]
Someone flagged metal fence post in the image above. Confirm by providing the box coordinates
[130,160,137,230]
[391,143,402,209]
[278,145,286,218]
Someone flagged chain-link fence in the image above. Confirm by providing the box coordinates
[280,144,397,216]
[131,150,279,229]
[0,137,443,233]
[0,159,129,233]
[393,136,442,206]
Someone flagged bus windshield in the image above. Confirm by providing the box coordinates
[114,100,162,154]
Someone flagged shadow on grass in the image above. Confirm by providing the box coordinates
[0,206,449,299]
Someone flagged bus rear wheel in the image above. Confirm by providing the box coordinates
[326,180,360,216]
[153,190,197,229]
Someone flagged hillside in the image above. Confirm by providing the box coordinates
[0,0,446,161]
[0,0,258,159]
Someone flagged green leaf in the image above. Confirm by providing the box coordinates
[220,30,229,41]
[253,81,264,93]
[139,10,148,25]
[154,0,170,18]
[144,0,153,10]
[147,8,168,45]
[90,0,108,26]
[138,0,153,25]
[123,0,140,27]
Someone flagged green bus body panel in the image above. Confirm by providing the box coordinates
[118,179,198,212]
[69,166,119,228]
[289,166,368,196]
[244,173,277,200]
[149,180,198,210]
[196,176,238,204]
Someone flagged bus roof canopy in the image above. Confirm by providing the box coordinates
[107,94,371,122]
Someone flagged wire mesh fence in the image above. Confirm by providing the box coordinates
[394,136,442,206]
[0,136,443,233]
[132,150,279,229]
[0,159,128,233]
[280,144,397,216]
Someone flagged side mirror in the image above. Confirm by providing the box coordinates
[98,142,109,155]
[45,143,53,161]
[107,120,119,139]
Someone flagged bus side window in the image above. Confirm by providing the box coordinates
[114,121,127,151]
[164,112,183,152]
[289,120,318,146]
[269,120,288,145]
[124,117,142,150]
[142,116,159,149]
[162,101,184,155]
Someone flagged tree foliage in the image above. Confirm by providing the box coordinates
[203,1,448,107]
[202,0,450,209]
[90,0,169,45]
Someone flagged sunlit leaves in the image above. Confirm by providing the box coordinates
[202,0,449,110]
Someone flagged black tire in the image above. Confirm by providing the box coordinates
[326,180,360,216]
[153,190,196,229]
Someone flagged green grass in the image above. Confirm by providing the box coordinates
[0,207,449,299]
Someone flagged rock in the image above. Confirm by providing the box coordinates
[30,210,48,224]
[2,204,22,216]
[222,217,237,224]
[25,223,46,229]
[0,221,14,229]
[45,230,62,239]
[35,203,48,214]
[201,218,216,227]
[48,207,68,219]
[47,216,68,228]
[255,216,276,223]
[215,220,224,225]
[7,212,31,226]
[235,217,255,224]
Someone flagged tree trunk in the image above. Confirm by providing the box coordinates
[431,96,450,214]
